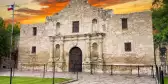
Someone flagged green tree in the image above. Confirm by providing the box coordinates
[7,23,20,36]
[152,0,168,47]
[6,23,20,50]
[0,18,20,57]
[152,0,168,66]
[0,17,5,28]
[0,18,10,57]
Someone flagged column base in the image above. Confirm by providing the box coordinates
[84,57,91,64]
[46,62,54,72]
[96,61,104,73]
[90,59,103,73]
[52,61,67,72]
[83,58,91,72]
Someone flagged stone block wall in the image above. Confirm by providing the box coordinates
[18,23,50,68]
[104,11,154,65]
[18,0,154,73]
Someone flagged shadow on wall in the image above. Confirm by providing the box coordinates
[0,49,18,69]
[0,56,1,68]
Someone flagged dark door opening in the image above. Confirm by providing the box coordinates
[69,47,82,72]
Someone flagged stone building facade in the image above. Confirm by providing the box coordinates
[19,0,154,72]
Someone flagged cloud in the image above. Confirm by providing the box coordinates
[5,14,31,24]
[89,0,137,7]
[33,0,55,5]
[7,0,149,24]
[15,14,31,18]
[16,8,45,15]
[32,0,69,6]
[15,0,69,16]
[6,0,69,24]
[16,0,136,16]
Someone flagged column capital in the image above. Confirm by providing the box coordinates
[85,35,91,43]
[86,35,90,39]
[99,38,103,43]
[98,34,103,38]
[61,36,65,41]
[60,37,65,44]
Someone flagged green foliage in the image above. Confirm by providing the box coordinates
[0,27,10,57]
[152,0,160,5]
[0,76,70,84]
[164,77,168,84]
[163,0,168,4]
[152,0,168,48]
[7,23,20,36]
[0,18,20,57]
[0,18,5,28]
[7,23,20,50]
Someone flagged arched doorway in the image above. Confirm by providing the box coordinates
[69,47,82,72]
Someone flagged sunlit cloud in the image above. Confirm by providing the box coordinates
[16,8,44,15]
[1,0,152,24]
[104,0,152,14]
[89,0,137,7]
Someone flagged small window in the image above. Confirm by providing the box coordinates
[92,19,97,24]
[122,18,128,30]
[32,46,36,54]
[33,27,37,36]
[56,22,60,28]
[125,42,131,52]
[56,22,60,34]
[72,21,79,33]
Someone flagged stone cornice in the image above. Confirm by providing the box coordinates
[55,32,105,38]
[53,32,105,41]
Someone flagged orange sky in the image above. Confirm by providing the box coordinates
[0,0,153,24]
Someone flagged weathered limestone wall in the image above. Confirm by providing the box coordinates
[104,11,154,65]
[18,23,50,66]
[47,0,110,35]
[19,0,154,73]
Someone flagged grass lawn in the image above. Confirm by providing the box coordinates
[165,77,168,84]
[0,76,70,84]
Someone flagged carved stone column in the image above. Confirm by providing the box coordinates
[98,34,103,62]
[48,41,54,63]
[59,38,64,62]
[48,39,55,71]
[85,35,91,63]
[55,37,65,72]
[97,34,103,73]
[61,37,66,72]
[83,35,91,72]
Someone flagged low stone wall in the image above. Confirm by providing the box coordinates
[19,63,46,71]
[82,64,154,76]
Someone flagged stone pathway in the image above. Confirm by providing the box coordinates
[69,73,156,84]
[0,70,156,84]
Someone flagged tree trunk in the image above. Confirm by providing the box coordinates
[0,56,1,69]
[154,46,157,66]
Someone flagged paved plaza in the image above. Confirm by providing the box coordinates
[0,70,156,84]
[69,73,156,84]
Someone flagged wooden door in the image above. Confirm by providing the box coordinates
[69,47,82,72]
